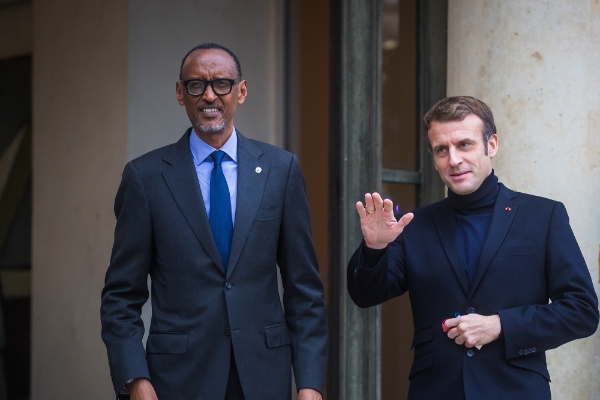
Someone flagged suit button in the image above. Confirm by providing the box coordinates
[467,307,476,314]
[532,347,537,353]
[225,328,231,336]
[225,282,232,289]
[466,350,474,357]
[454,312,461,318]
[519,349,523,355]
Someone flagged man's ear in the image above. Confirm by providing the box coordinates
[237,80,247,105]
[487,134,499,158]
[176,82,185,106]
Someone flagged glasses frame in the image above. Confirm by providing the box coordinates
[181,78,238,97]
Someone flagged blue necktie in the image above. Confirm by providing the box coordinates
[209,150,233,272]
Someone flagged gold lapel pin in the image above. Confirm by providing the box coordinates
[255,167,262,173]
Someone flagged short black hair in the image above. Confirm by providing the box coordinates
[179,43,242,81]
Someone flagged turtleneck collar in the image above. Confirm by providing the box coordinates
[448,169,499,211]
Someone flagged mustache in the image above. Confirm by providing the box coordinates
[198,101,223,109]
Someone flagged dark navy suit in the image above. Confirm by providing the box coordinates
[348,183,598,400]
[101,129,328,400]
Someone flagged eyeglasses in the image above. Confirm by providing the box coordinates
[181,78,237,96]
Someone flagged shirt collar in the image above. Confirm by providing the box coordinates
[189,127,238,165]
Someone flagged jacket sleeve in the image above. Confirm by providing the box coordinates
[498,201,599,359]
[276,154,328,394]
[100,161,152,397]
[347,237,409,309]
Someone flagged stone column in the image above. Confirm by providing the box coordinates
[447,1,600,398]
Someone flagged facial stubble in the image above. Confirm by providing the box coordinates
[195,119,227,134]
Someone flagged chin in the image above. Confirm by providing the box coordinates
[196,120,227,134]
[447,183,474,195]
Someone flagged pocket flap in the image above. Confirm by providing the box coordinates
[256,205,281,220]
[146,332,189,355]
[498,245,538,256]
[411,327,434,349]
[265,323,291,348]
[409,352,433,380]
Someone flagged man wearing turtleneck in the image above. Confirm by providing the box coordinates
[451,170,498,288]
[347,96,598,400]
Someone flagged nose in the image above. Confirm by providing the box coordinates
[448,147,462,167]
[202,84,218,102]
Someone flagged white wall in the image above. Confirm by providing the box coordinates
[448,1,600,398]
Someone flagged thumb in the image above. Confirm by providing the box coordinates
[397,212,414,228]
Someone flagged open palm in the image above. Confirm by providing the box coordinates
[356,192,414,249]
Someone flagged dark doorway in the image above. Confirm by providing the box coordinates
[0,55,32,400]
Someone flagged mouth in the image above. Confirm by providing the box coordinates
[199,106,222,118]
[449,171,470,180]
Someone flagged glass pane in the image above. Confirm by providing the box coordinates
[381,181,417,216]
[381,0,418,172]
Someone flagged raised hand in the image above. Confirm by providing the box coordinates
[356,192,414,249]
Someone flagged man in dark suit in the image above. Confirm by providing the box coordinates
[347,96,599,399]
[101,43,327,400]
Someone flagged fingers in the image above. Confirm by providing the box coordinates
[444,317,463,345]
[372,192,384,211]
[382,198,393,213]
[364,193,375,213]
[444,317,459,330]
[443,314,501,348]
[356,201,366,217]
[362,193,386,215]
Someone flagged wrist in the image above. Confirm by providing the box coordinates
[364,240,387,250]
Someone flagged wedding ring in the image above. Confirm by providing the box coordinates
[366,208,375,214]
[455,339,463,345]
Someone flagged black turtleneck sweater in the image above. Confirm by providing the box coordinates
[448,170,499,288]
[361,171,500,290]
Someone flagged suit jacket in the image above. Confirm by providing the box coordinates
[348,183,598,400]
[101,129,328,400]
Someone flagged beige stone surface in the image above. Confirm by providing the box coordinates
[31,0,128,398]
[448,1,600,398]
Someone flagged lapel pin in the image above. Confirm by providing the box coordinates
[255,167,262,173]
[505,206,511,211]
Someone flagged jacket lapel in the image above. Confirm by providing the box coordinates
[161,129,224,274]
[468,184,518,298]
[226,132,268,278]
[434,200,469,296]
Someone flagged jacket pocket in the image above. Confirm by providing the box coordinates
[256,205,281,220]
[146,332,189,355]
[409,327,434,379]
[498,245,538,256]
[411,327,434,349]
[265,323,291,348]
[409,352,433,380]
